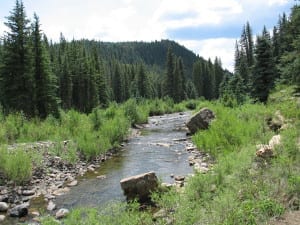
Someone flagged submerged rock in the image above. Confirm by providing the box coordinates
[186,108,215,134]
[120,171,158,203]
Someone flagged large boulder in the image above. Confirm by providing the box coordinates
[186,108,215,134]
[120,171,158,203]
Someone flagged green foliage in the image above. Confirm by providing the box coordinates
[41,202,153,225]
[0,147,32,184]
[192,103,266,157]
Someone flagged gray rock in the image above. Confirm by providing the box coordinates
[8,202,29,217]
[96,175,106,180]
[55,208,69,219]
[186,108,215,134]
[22,189,35,196]
[174,176,185,181]
[0,195,8,202]
[153,208,167,219]
[0,202,9,212]
[67,180,78,187]
[47,200,56,211]
[0,214,5,222]
[120,171,158,203]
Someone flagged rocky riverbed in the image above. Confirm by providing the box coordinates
[0,112,213,223]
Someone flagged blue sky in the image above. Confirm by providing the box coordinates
[0,0,295,71]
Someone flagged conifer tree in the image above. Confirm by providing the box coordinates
[1,0,35,116]
[113,63,122,103]
[31,13,59,118]
[173,59,182,102]
[137,64,148,98]
[252,27,276,102]
[177,57,186,101]
[164,47,175,98]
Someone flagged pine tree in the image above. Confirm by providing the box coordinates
[137,64,148,98]
[113,63,122,103]
[31,13,59,118]
[235,22,254,91]
[177,57,186,101]
[164,47,175,98]
[1,0,35,116]
[173,59,182,103]
[214,57,224,98]
[280,5,300,90]
[252,27,276,102]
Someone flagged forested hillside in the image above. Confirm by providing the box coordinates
[0,0,227,117]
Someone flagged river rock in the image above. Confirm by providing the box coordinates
[8,202,29,217]
[120,171,158,203]
[97,175,106,180]
[0,202,9,212]
[67,180,78,187]
[47,200,56,211]
[0,194,8,203]
[267,110,284,132]
[174,176,185,181]
[55,208,69,219]
[186,108,215,134]
[53,187,70,196]
[22,189,35,196]
[0,215,5,222]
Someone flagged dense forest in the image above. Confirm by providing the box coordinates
[0,0,228,118]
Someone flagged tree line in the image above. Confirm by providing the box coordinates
[221,4,300,106]
[0,0,227,118]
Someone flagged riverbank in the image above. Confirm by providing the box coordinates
[0,99,199,223]
[37,86,299,225]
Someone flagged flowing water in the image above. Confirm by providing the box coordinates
[54,111,194,209]
[1,112,194,224]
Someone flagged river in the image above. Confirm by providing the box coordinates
[2,111,195,224]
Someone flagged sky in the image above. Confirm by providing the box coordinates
[0,0,296,71]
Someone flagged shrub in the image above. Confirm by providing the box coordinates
[1,147,32,184]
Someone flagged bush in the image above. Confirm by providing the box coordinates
[0,147,32,184]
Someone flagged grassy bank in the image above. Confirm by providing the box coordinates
[156,86,300,225]
[40,86,299,225]
[0,98,195,185]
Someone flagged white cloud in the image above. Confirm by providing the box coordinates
[153,0,242,29]
[180,38,236,72]
[268,0,288,6]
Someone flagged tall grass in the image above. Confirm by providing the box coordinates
[153,87,299,225]
[0,98,198,183]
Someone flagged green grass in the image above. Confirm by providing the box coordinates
[0,98,195,184]
[152,86,299,225]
